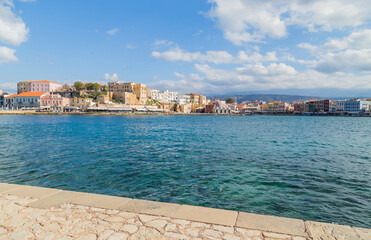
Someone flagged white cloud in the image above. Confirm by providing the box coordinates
[0,46,18,63]
[150,62,371,94]
[315,49,371,73]
[153,39,174,46]
[0,81,17,92]
[207,0,371,45]
[323,29,371,51]
[297,29,371,73]
[152,46,277,64]
[0,0,29,45]
[126,44,135,49]
[104,73,119,81]
[107,28,119,36]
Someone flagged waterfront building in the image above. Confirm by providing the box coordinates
[108,82,147,104]
[0,89,2,95]
[162,90,178,103]
[17,80,62,94]
[0,91,11,109]
[277,102,291,112]
[245,103,261,112]
[344,99,370,113]
[147,89,161,101]
[267,101,280,112]
[69,97,95,110]
[178,94,191,105]
[189,93,200,106]
[188,93,206,106]
[205,103,215,113]
[40,94,69,111]
[308,99,331,112]
[5,92,47,109]
[336,100,345,111]
[293,102,304,113]
[180,104,192,113]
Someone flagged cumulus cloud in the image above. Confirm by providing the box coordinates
[150,62,371,95]
[207,0,371,45]
[107,28,119,36]
[315,49,371,73]
[0,0,29,46]
[297,29,371,73]
[104,73,119,81]
[0,46,18,63]
[152,46,277,64]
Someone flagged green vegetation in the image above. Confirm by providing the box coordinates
[226,98,234,103]
[73,82,108,92]
[74,81,85,91]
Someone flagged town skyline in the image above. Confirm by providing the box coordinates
[1,0,371,96]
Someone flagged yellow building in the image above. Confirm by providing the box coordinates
[133,83,147,104]
[108,82,147,104]
[69,97,94,110]
[267,101,280,112]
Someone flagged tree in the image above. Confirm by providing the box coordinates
[62,84,70,91]
[226,98,234,103]
[85,83,93,90]
[102,85,108,92]
[92,83,101,92]
[74,81,85,91]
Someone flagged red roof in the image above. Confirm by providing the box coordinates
[15,92,46,97]
[26,80,60,84]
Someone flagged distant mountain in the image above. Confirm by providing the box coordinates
[207,94,324,103]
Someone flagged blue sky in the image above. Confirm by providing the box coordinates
[1,0,371,97]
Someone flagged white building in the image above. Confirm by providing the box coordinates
[0,91,11,109]
[336,100,345,111]
[177,94,191,105]
[162,90,178,103]
[147,89,161,101]
[344,99,370,113]
[147,89,179,103]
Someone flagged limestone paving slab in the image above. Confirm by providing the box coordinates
[0,183,23,194]
[119,199,181,217]
[354,227,371,239]
[173,204,238,226]
[70,192,131,209]
[27,190,85,208]
[306,221,363,240]
[4,185,62,199]
[1,183,370,240]
[237,212,307,237]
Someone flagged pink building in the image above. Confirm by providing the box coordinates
[41,94,69,111]
[17,80,62,94]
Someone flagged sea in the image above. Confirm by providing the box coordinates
[0,115,370,228]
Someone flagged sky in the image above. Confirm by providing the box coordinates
[1,0,371,97]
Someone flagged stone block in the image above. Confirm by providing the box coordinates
[236,212,307,237]
[27,191,84,208]
[0,183,23,193]
[119,199,181,217]
[5,185,62,199]
[173,205,238,226]
[306,221,360,240]
[70,192,130,209]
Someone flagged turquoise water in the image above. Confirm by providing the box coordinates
[0,115,370,228]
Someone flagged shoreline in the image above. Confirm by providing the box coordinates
[0,110,370,117]
[0,182,369,239]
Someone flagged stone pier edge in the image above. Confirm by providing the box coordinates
[1,182,369,239]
